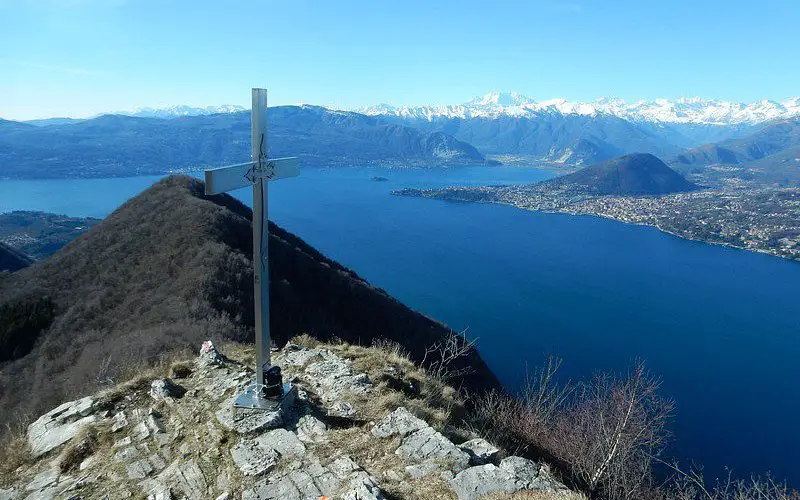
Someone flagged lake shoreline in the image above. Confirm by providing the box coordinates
[393,191,800,265]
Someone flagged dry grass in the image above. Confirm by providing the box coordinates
[314,426,406,473]
[56,421,113,473]
[169,359,194,379]
[0,347,196,486]
[221,340,257,367]
[0,424,32,486]
[290,334,465,431]
[289,332,323,349]
[95,348,194,410]
[287,335,469,499]
[215,338,463,499]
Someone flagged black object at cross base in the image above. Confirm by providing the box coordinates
[263,365,284,398]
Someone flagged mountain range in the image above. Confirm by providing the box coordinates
[357,92,800,169]
[0,106,485,179]
[3,92,800,182]
[116,104,246,119]
[361,91,800,126]
[36,92,799,126]
[23,105,247,126]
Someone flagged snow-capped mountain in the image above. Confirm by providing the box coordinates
[360,92,800,126]
[116,104,246,119]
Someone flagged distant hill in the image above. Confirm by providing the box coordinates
[0,175,499,429]
[0,211,101,260]
[548,153,700,195]
[669,119,800,186]
[673,119,800,164]
[0,118,36,133]
[114,104,246,119]
[746,146,800,179]
[0,107,486,179]
[22,117,86,127]
[376,112,686,166]
[0,242,32,272]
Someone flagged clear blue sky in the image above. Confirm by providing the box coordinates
[1,0,798,119]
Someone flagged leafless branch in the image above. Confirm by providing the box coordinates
[420,328,477,382]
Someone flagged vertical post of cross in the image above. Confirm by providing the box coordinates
[204,88,298,410]
[251,88,270,387]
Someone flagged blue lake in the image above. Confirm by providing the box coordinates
[2,166,799,484]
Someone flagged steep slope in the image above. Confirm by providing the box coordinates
[0,107,486,179]
[0,241,32,272]
[548,153,699,195]
[0,176,499,430]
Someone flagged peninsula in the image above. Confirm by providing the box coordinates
[395,154,800,262]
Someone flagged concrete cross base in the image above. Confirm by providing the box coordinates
[234,383,295,411]
[216,384,296,435]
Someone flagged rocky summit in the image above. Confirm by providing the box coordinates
[1,340,573,500]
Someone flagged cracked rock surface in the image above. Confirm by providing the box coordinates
[449,457,570,500]
[27,396,97,458]
[3,342,571,500]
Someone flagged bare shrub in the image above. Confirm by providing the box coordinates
[662,462,800,500]
[563,361,673,499]
[520,356,574,436]
[472,358,673,500]
[472,388,527,456]
[421,329,477,382]
[471,356,576,459]
[95,353,114,385]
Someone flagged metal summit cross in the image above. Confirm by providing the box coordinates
[204,88,299,410]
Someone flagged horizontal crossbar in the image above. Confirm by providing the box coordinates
[204,157,299,195]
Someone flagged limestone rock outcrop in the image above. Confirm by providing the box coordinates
[27,396,97,458]
[3,342,571,500]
